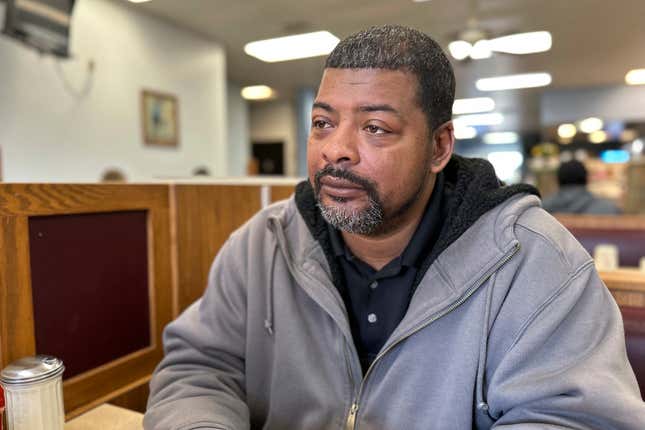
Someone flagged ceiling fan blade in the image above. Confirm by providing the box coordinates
[489,31,552,55]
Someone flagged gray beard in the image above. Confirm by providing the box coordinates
[317,196,384,236]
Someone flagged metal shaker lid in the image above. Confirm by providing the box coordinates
[0,355,64,386]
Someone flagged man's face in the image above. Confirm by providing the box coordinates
[308,68,436,236]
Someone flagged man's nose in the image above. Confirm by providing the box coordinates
[321,125,360,167]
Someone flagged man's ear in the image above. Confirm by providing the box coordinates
[430,120,455,174]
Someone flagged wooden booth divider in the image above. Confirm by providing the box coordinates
[171,181,298,314]
[0,184,174,419]
[0,180,298,417]
[171,185,262,313]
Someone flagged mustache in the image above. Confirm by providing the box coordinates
[313,166,379,197]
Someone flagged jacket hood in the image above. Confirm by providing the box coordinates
[293,154,539,289]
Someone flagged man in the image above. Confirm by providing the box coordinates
[144,25,645,429]
[542,159,621,214]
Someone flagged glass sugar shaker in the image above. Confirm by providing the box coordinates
[0,356,65,430]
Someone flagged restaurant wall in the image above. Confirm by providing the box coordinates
[0,0,227,182]
[226,82,250,177]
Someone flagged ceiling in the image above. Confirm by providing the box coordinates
[119,0,645,132]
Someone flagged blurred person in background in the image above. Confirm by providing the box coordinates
[542,159,621,214]
[100,167,127,183]
[193,166,211,176]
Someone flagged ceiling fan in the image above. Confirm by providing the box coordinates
[447,0,552,61]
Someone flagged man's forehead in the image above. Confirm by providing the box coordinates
[320,67,414,83]
[315,68,418,106]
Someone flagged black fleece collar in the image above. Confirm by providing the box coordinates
[295,154,540,291]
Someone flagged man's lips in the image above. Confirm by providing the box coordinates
[319,176,365,197]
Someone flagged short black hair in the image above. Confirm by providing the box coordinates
[557,160,588,186]
[325,24,455,132]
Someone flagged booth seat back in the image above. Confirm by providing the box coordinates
[555,215,645,268]
[621,306,645,400]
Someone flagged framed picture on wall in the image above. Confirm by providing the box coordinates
[141,90,179,147]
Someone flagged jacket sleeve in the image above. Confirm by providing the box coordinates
[487,262,645,429]
[144,236,250,430]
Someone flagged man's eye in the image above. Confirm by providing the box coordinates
[365,124,388,134]
[312,120,331,129]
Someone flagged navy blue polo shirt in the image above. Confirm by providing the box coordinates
[328,173,446,373]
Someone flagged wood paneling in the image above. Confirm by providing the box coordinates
[0,217,36,368]
[109,379,150,414]
[0,184,173,419]
[172,185,261,312]
[602,269,645,307]
[556,214,645,230]
[270,185,296,203]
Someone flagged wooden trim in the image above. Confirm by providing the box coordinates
[63,346,155,386]
[270,185,296,203]
[0,184,169,216]
[108,380,150,414]
[602,268,645,307]
[601,269,645,292]
[0,216,36,369]
[65,375,151,421]
[556,214,645,230]
[168,184,180,318]
[147,209,158,348]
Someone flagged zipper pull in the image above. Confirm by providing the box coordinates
[346,402,359,430]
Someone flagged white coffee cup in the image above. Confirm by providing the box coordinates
[593,244,619,272]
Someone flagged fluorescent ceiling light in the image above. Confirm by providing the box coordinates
[470,40,492,59]
[453,112,504,127]
[625,69,645,85]
[557,123,577,139]
[244,31,339,63]
[477,73,552,91]
[448,40,472,61]
[579,117,604,133]
[454,126,478,140]
[241,85,275,100]
[487,151,524,181]
[128,0,152,3]
[589,130,608,144]
[452,97,495,115]
[483,132,519,145]
[489,31,552,55]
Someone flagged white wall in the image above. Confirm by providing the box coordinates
[226,82,250,176]
[0,0,227,182]
[250,100,297,177]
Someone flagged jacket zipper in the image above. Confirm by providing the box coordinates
[344,242,520,430]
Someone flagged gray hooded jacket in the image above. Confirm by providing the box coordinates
[145,157,645,430]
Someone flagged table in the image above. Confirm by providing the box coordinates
[65,404,143,429]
